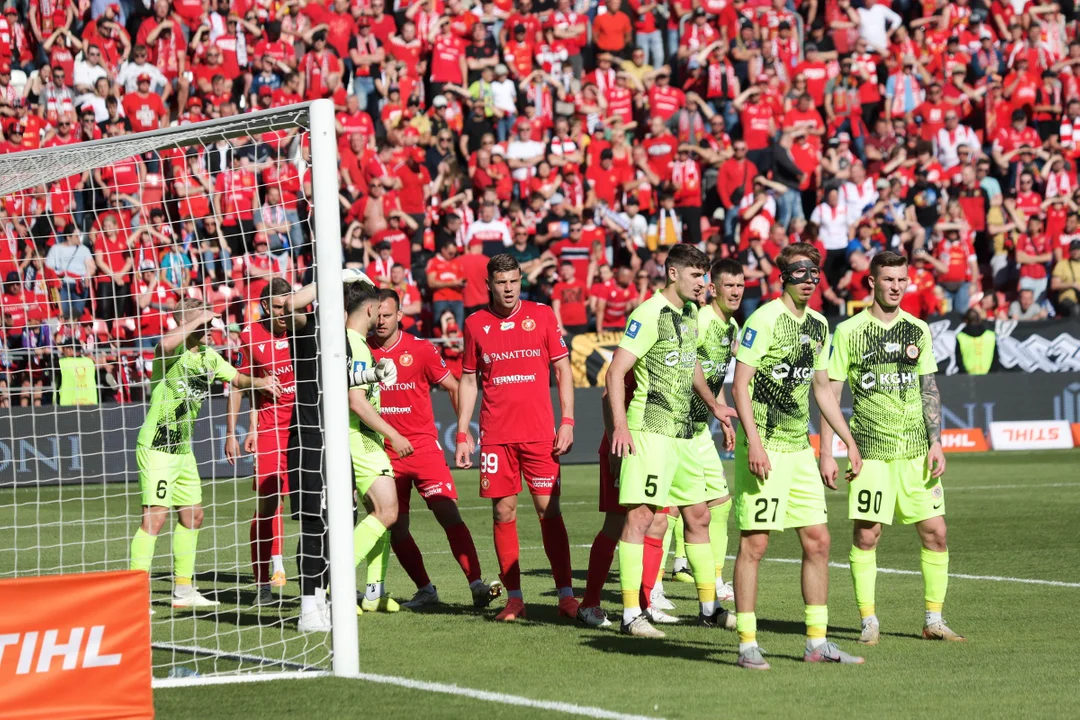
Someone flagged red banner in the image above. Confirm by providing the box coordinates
[0,570,153,720]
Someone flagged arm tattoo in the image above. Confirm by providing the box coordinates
[920,373,942,445]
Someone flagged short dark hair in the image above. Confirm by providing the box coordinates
[710,257,744,281]
[870,250,908,278]
[665,243,710,274]
[345,281,379,314]
[378,287,400,308]
[487,253,521,278]
[777,242,822,272]
[259,277,292,305]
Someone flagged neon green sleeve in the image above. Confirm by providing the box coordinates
[827,326,849,382]
[207,346,239,384]
[916,322,939,375]
[736,309,773,369]
[815,328,832,372]
[618,301,660,360]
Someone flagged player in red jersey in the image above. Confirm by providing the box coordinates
[369,289,503,609]
[455,253,577,622]
[225,277,296,604]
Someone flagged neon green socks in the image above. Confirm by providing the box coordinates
[709,501,731,582]
[806,604,828,649]
[354,515,388,567]
[172,525,199,583]
[921,547,949,623]
[130,528,158,573]
[849,545,878,622]
[737,612,757,649]
[684,543,717,615]
[618,541,644,624]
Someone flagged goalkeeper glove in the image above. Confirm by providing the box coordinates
[342,268,373,285]
[349,358,398,387]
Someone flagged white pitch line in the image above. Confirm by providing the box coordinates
[945,482,1080,492]
[353,672,664,720]
[457,500,592,512]
[154,670,330,689]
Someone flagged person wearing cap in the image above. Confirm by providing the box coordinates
[593,0,632,55]
[1051,239,1080,316]
[733,79,777,174]
[121,71,168,134]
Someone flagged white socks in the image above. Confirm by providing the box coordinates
[301,596,318,614]
[622,608,642,625]
[271,555,285,575]
[806,637,828,651]
[365,582,384,601]
[926,611,942,625]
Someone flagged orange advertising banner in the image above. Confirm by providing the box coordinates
[940,428,990,453]
[0,570,153,720]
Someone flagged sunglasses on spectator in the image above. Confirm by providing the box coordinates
[569,226,582,232]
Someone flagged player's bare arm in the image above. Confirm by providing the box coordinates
[818,379,846,489]
[605,348,638,458]
[733,360,770,480]
[224,389,245,465]
[455,372,478,468]
[350,386,414,458]
[692,360,736,450]
[159,307,219,354]
[438,372,460,416]
[232,371,282,398]
[553,356,575,456]
[813,369,862,481]
[921,373,947,478]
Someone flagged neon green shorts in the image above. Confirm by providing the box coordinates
[137,445,201,508]
[350,434,394,497]
[618,429,705,507]
[849,456,944,525]
[687,427,728,501]
[734,441,826,532]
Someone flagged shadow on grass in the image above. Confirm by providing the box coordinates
[580,634,740,665]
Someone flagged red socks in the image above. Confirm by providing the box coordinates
[493,520,521,592]
[391,530,431,590]
[445,522,481,584]
[639,535,664,609]
[249,514,275,585]
[582,531,618,608]
[539,516,573,592]
[270,505,283,558]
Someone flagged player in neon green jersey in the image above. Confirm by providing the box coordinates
[821,251,964,645]
[344,281,414,614]
[657,258,745,613]
[731,242,864,669]
[606,244,737,638]
[129,298,281,609]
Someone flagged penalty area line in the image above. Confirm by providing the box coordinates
[352,672,665,720]
[750,557,1080,588]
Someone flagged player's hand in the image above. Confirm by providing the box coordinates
[243,429,257,454]
[819,454,839,490]
[455,431,475,468]
[845,443,863,481]
[608,449,623,479]
[224,434,241,466]
[610,426,635,458]
[928,441,946,478]
[374,358,397,385]
[257,375,282,398]
[748,440,771,481]
[390,432,414,458]
[553,423,574,456]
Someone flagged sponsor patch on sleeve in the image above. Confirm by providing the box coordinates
[233,351,243,368]
[741,328,757,348]
[625,320,641,339]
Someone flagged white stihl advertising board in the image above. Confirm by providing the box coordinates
[988,421,1076,451]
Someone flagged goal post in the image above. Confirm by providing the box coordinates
[0,98,359,684]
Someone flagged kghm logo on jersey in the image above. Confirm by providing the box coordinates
[399,353,414,367]
[522,318,536,331]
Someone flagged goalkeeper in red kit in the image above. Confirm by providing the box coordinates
[226,277,296,605]
[369,288,503,609]
[455,253,578,622]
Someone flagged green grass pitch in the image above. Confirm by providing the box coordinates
[2,450,1079,719]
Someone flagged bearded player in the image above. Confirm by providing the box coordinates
[731,242,864,670]
[455,253,577,622]
[226,277,296,605]
[820,251,964,645]
[369,288,503,609]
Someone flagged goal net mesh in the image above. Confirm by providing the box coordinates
[0,103,338,679]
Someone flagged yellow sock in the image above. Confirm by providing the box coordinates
[736,612,757,645]
[805,604,828,642]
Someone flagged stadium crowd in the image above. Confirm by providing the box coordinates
[3,0,1080,406]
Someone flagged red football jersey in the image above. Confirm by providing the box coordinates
[234,321,296,434]
[462,301,568,445]
[370,332,451,453]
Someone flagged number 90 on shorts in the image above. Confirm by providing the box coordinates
[617,429,706,507]
[848,457,945,525]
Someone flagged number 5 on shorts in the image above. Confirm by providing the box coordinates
[644,474,658,499]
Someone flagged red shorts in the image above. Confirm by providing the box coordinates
[253,431,290,496]
[598,434,625,515]
[391,441,457,513]
[479,441,561,499]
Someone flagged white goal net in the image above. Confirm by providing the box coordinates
[0,99,358,684]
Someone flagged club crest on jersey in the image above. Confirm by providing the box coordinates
[501,321,515,331]
[399,353,414,367]
[742,328,757,348]
[906,344,920,359]
[625,320,641,338]
[721,336,731,346]
[522,318,536,331]
[799,334,811,345]
[483,353,491,364]
[931,484,943,499]
[480,478,490,490]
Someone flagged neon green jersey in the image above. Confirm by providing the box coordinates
[827,309,938,461]
[619,292,700,440]
[137,343,238,454]
[737,299,829,453]
[346,327,384,453]
[690,304,738,434]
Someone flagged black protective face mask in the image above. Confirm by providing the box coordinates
[782,259,821,286]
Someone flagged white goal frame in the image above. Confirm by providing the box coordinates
[0,98,360,682]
